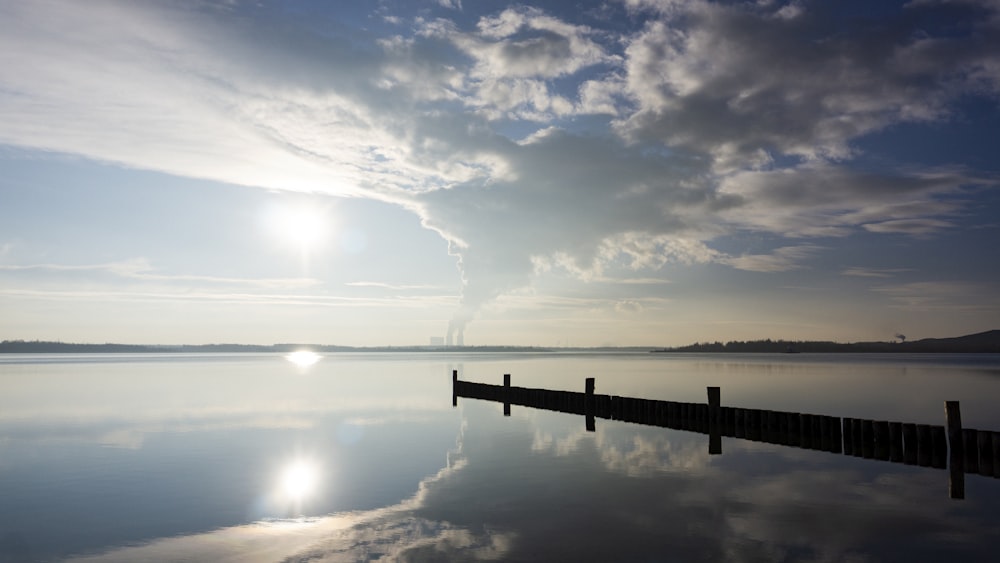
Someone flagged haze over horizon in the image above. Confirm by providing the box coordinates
[2,0,999,347]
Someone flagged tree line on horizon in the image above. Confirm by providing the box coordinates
[656,330,1000,353]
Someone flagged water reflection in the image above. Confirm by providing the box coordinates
[4,354,1000,561]
[278,459,322,517]
[286,350,321,368]
[281,460,319,500]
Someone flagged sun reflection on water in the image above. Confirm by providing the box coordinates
[281,460,319,500]
[272,458,323,517]
[285,350,321,368]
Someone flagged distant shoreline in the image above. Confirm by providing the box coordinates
[0,341,558,354]
[2,330,998,354]
[651,330,1000,354]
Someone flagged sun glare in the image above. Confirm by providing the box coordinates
[267,202,330,251]
[281,460,319,500]
[286,350,321,368]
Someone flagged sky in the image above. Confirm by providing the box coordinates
[1,0,999,347]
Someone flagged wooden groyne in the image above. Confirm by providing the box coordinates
[452,372,1000,499]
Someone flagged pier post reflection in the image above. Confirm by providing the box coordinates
[452,374,1000,500]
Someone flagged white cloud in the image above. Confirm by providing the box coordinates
[0,259,321,288]
[862,218,954,236]
[872,281,1000,313]
[715,164,972,237]
[721,245,822,273]
[415,5,616,120]
[841,268,912,279]
[615,0,1000,167]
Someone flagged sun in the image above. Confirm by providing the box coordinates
[266,201,330,251]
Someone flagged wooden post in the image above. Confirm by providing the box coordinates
[842,418,854,455]
[452,370,458,407]
[860,419,874,458]
[963,429,979,473]
[946,401,964,461]
[708,387,721,455]
[993,432,1000,478]
[503,373,511,416]
[585,378,595,432]
[734,408,745,439]
[787,413,800,447]
[977,431,994,476]
[816,415,828,451]
[888,422,903,463]
[873,421,890,461]
[916,424,932,467]
[766,410,778,444]
[945,400,965,499]
[707,387,720,414]
[778,412,790,446]
[852,418,863,455]
[829,416,843,454]
[753,409,764,442]
[800,414,814,449]
[931,426,947,469]
[902,423,918,465]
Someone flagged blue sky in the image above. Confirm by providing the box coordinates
[1,0,998,346]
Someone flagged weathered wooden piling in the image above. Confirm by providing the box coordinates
[452,370,458,407]
[853,418,865,456]
[993,433,1000,478]
[842,418,855,455]
[871,421,889,460]
[761,411,778,443]
[787,413,801,447]
[902,423,918,465]
[820,415,832,450]
[755,409,766,442]
[828,416,843,454]
[977,431,994,476]
[963,429,980,474]
[888,422,903,463]
[916,424,932,467]
[861,419,874,459]
[777,412,790,446]
[946,400,966,499]
[503,373,511,416]
[930,426,947,469]
[585,378,595,432]
[708,387,721,455]
[724,407,736,436]
[734,408,746,439]
[801,414,814,449]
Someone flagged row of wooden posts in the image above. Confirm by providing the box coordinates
[451,372,999,500]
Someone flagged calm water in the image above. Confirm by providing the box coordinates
[1,352,999,562]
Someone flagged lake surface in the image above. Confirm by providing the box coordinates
[1,352,999,562]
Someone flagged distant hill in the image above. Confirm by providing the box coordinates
[654,330,1000,353]
[897,330,1000,352]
